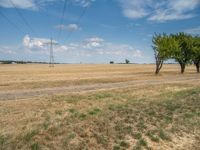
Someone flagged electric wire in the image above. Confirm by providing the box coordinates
[65,5,89,42]
[57,0,68,40]
[9,0,37,35]
[0,10,26,35]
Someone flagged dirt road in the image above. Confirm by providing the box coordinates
[0,75,199,101]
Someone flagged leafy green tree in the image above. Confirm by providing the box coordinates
[191,36,200,73]
[152,33,178,74]
[125,59,130,64]
[171,32,193,74]
[110,61,114,64]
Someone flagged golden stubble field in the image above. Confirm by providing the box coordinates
[0,64,198,90]
[0,64,200,150]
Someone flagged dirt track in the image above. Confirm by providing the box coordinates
[0,75,199,101]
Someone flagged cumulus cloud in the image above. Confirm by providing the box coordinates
[23,35,58,49]
[83,37,104,48]
[118,0,200,22]
[1,35,143,63]
[55,24,81,31]
[60,37,144,61]
[22,35,143,59]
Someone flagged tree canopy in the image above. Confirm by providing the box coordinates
[152,33,179,74]
[152,32,200,74]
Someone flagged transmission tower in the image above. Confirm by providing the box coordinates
[49,38,54,67]
[44,38,58,67]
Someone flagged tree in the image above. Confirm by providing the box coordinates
[191,36,200,73]
[125,59,130,64]
[171,33,193,74]
[152,33,178,74]
[110,61,114,64]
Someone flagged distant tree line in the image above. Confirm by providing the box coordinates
[0,60,49,64]
[109,59,131,64]
[153,32,200,74]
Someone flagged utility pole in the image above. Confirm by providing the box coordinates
[44,38,58,67]
[49,38,54,67]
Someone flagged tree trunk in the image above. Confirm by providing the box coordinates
[155,67,160,74]
[195,63,200,73]
[180,63,185,74]
[155,60,163,75]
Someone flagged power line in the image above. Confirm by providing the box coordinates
[9,0,37,35]
[55,0,89,43]
[0,10,26,34]
[65,5,89,42]
[57,0,68,40]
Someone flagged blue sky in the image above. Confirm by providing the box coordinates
[0,0,200,63]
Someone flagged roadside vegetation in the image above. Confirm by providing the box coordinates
[0,83,200,149]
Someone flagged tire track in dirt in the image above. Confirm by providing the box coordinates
[0,75,199,101]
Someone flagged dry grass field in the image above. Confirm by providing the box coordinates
[0,64,200,150]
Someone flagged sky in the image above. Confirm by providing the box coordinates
[0,0,200,64]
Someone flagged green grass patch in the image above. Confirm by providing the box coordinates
[67,132,76,140]
[120,140,130,148]
[93,92,112,100]
[78,113,87,120]
[132,132,142,140]
[146,131,160,142]
[24,130,38,142]
[158,129,171,141]
[133,138,148,150]
[30,142,41,150]
[138,138,147,147]
[68,108,76,113]
[113,145,120,150]
[0,135,7,149]
[88,108,101,115]
[43,114,51,130]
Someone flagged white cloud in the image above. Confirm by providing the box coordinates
[72,0,96,7]
[148,12,195,22]
[148,0,199,22]
[118,0,200,22]
[55,24,81,31]
[22,35,61,55]
[96,43,143,58]
[1,35,144,63]
[0,46,16,55]
[133,50,143,58]
[83,37,104,49]
[23,35,143,58]
[118,0,149,19]
[23,35,58,49]
[0,0,36,10]
[85,37,104,43]
[0,0,58,10]
[184,26,200,35]
[171,0,199,12]
[0,0,95,10]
